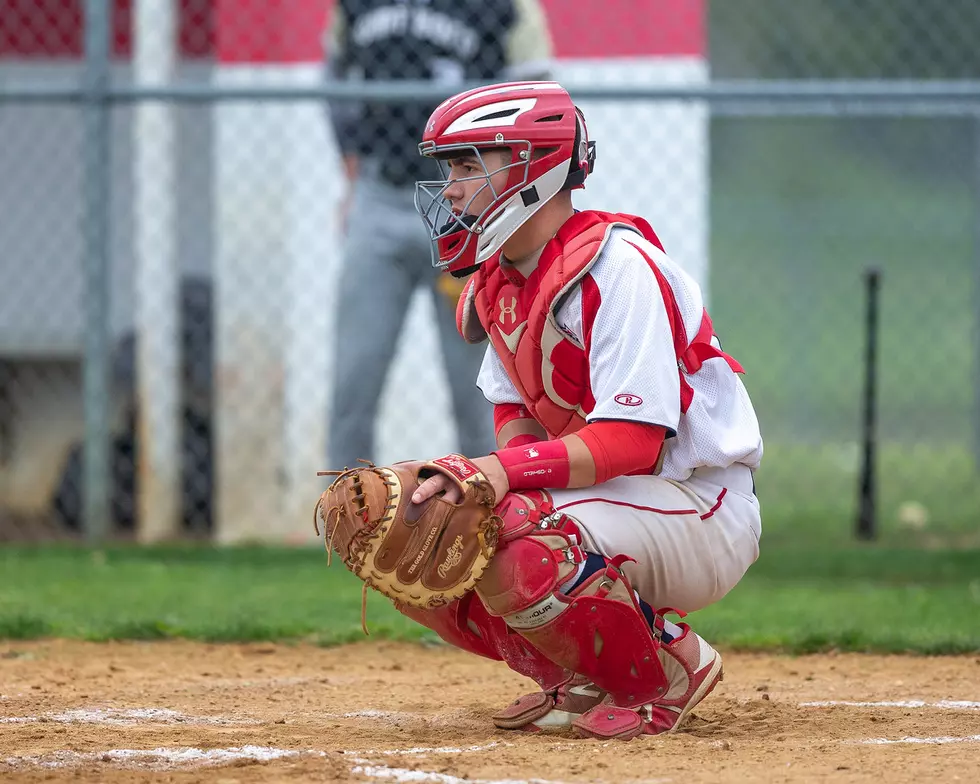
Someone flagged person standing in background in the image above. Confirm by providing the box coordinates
[323,0,554,469]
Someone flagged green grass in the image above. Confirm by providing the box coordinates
[753,441,980,546]
[1,544,977,654]
[688,547,980,655]
[0,546,421,645]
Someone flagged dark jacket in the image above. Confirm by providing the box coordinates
[325,0,553,185]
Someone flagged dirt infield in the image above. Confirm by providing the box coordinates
[1,640,978,783]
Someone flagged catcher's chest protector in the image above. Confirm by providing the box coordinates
[459,210,743,438]
[477,211,638,438]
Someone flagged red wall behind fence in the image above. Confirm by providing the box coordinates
[0,0,704,62]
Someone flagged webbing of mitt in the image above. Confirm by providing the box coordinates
[313,456,501,635]
[313,460,381,634]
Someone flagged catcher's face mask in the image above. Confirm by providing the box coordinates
[414,144,534,278]
[414,81,596,279]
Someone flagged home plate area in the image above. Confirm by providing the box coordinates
[1,640,978,783]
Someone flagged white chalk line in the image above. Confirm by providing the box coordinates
[349,759,580,784]
[3,745,324,770]
[1,745,583,784]
[802,699,980,747]
[351,742,509,756]
[1,739,601,783]
[326,709,415,721]
[26,697,978,776]
[856,735,980,745]
[2,740,514,771]
[350,760,669,784]
[0,707,260,726]
[801,700,980,711]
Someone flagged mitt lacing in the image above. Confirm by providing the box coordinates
[314,460,400,634]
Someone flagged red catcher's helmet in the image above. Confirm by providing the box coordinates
[414,81,596,278]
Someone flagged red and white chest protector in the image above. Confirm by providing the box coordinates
[456,211,742,440]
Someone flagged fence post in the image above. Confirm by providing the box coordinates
[857,268,881,541]
[134,0,181,541]
[81,0,112,544]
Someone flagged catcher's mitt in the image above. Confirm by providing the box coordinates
[314,455,501,630]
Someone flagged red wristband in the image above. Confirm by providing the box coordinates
[493,439,570,490]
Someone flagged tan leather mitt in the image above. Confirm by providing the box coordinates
[314,455,501,622]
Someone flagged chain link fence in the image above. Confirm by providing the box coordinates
[1,0,978,544]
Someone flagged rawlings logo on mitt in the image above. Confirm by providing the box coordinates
[313,455,501,630]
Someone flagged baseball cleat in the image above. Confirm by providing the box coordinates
[492,674,606,732]
[572,625,724,740]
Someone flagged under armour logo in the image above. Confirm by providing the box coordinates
[498,296,518,325]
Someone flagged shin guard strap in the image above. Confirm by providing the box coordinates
[466,595,569,691]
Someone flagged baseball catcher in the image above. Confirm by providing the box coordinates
[317,81,764,741]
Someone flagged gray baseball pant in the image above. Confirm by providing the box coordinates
[327,167,496,469]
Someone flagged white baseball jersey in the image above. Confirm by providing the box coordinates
[477,226,764,483]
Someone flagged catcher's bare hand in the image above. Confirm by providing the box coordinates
[412,455,509,506]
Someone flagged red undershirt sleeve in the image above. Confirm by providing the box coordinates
[575,420,666,484]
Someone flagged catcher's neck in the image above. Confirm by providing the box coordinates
[502,194,575,278]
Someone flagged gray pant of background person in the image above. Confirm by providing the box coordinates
[327,165,496,469]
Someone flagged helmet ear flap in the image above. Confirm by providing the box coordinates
[562,106,596,191]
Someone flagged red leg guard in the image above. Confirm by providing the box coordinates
[394,594,500,661]
[477,522,669,709]
[393,592,568,691]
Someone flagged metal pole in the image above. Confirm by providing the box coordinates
[134,0,181,541]
[857,268,882,541]
[82,0,112,543]
[7,78,980,110]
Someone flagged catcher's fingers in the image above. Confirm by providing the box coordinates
[412,473,463,505]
